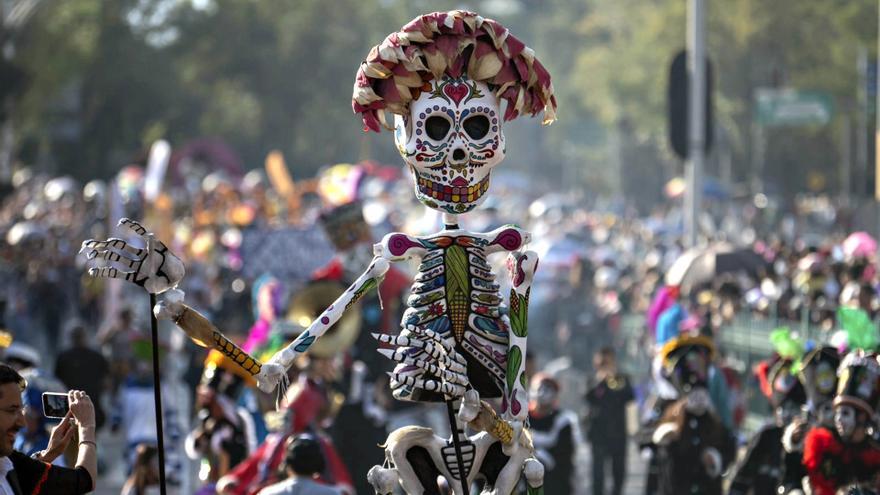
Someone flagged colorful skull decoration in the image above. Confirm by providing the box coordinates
[394,76,505,214]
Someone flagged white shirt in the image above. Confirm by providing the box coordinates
[0,456,15,495]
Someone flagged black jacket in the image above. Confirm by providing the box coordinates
[8,451,93,495]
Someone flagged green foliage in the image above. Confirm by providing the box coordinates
[572,0,878,194]
[8,0,879,193]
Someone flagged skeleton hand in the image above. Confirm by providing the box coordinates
[255,361,287,393]
[458,389,482,423]
[374,325,469,398]
[80,218,184,294]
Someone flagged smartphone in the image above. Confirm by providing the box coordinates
[42,392,69,419]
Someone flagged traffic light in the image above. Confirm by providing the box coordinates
[668,49,713,160]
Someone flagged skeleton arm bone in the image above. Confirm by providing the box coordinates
[155,290,263,377]
[457,250,538,447]
[504,250,538,422]
[256,257,390,392]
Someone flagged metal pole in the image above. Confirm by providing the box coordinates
[149,293,168,495]
[857,46,868,197]
[686,0,706,247]
[875,2,880,237]
[842,117,852,201]
[445,400,470,495]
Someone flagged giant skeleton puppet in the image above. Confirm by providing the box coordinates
[81,10,556,495]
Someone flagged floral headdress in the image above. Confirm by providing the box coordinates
[352,10,557,132]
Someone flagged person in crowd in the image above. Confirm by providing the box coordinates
[729,354,807,494]
[120,444,160,495]
[801,351,880,494]
[781,346,840,466]
[54,323,109,430]
[257,435,340,495]
[529,372,579,495]
[649,336,736,495]
[112,339,184,485]
[216,355,352,495]
[585,347,634,495]
[0,364,96,494]
[185,350,257,491]
[327,360,388,495]
[97,307,138,396]
[13,388,52,459]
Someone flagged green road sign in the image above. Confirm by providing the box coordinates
[754,88,833,127]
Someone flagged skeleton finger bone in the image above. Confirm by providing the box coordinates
[405,326,465,363]
[377,348,468,385]
[118,217,148,236]
[88,266,138,284]
[80,238,145,258]
[376,345,467,374]
[373,333,466,366]
[86,249,141,269]
[388,372,465,397]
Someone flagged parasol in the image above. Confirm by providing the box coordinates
[665,244,769,293]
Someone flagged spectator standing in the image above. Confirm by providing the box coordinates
[528,373,579,495]
[585,347,634,495]
[54,324,109,429]
[0,364,96,494]
[257,435,340,495]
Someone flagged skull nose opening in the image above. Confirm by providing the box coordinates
[452,149,466,161]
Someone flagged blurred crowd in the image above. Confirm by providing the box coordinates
[0,148,877,494]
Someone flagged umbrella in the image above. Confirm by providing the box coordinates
[665,245,769,293]
[842,231,877,259]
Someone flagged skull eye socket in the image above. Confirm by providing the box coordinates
[425,116,451,140]
[463,115,490,140]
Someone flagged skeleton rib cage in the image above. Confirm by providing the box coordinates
[380,226,528,404]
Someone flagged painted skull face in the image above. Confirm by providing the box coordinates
[834,404,858,439]
[394,76,505,214]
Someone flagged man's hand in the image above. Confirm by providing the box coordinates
[39,412,76,463]
[68,391,96,431]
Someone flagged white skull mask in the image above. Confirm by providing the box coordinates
[394,76,505,214]
[834,404,858,439]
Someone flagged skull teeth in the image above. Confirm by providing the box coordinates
[417,174,490,204]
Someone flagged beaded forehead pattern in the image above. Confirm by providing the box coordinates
[352,10,557,132]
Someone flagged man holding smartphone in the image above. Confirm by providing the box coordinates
[0,364,96,494]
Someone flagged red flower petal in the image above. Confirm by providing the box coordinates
[447,55,465,79]
[513,56,529,82]
[491,59,516,86]
[378,78,402,105]
[361,111,381,133]
[434,34,460,59]
[533,59,552,88]
[505,34,525,58]
[474,40,495,59]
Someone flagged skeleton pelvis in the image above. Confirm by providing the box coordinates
[374,425,538,495]
[378,426,493,494]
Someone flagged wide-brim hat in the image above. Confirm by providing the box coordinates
[318,201,371,252]
[352,10,557,132]
[659,334,715,393]
[833,351,880,417]
[756,356,806,408]
[798,345,841,403]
